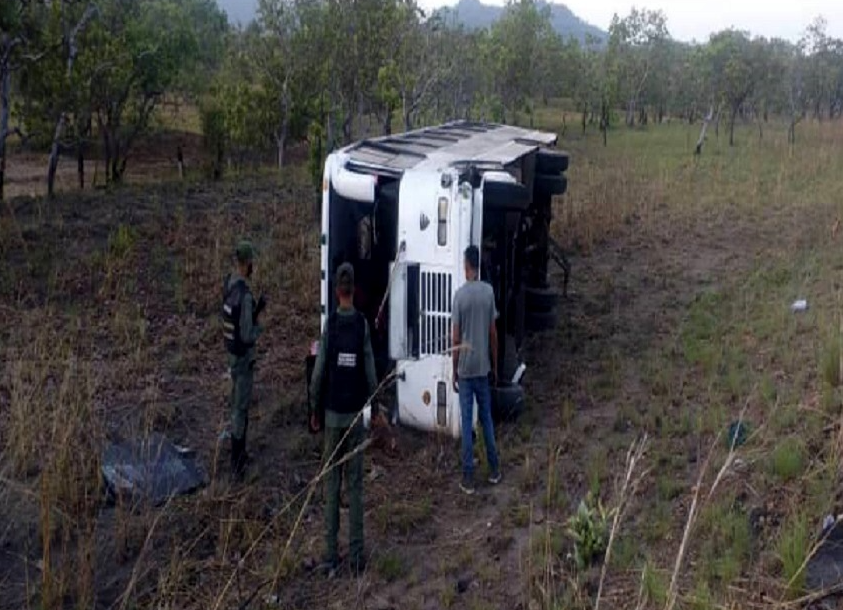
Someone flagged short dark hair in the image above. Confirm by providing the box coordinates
[464,245,480,271]
[336,262,355,297]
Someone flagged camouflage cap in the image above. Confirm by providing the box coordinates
[235,239,256,262]
[336,262,355,292]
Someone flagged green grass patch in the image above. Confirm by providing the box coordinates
[640,560,668,607]
[375,550,408,583]
[777,512,809,599]
[643,500,673,546]
[656,475,684,502]
[697,499,751,586]
[770,438,806,482]
[821,330,842,388]
[681,290,727,371]
[374,498,433,536]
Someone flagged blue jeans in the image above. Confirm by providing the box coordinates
[459,376,500,480]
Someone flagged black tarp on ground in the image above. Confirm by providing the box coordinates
[807,519,843,593]
[101,433,206,507]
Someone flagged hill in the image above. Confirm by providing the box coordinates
[216,0,607,43]
[435,0,606,43]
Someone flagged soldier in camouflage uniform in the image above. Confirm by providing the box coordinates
[222,240,265,480]
[309,263,378,576]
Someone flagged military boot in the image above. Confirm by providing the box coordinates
[230,437,246,481]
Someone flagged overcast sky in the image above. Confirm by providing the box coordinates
[417,0,843,42]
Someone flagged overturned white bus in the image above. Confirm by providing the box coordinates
[307,121,570,439]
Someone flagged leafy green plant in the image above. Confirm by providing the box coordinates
[566,492,613,570]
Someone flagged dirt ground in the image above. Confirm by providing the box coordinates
[2,122,843,609]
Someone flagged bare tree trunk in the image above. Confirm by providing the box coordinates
[0,66,9,201]
[177,145,184,179]
[788,114,802,147]
[77,146,85,189]
[342,110,353,145]
[47,4,97,198]
[276,129,286,170]
[729,105,738,147]
[626,99,635,127]
[98,115,114,184]
[694,106,714,156]
[325,108,335,153]
[47,115,66,197]
[600,100,609,147]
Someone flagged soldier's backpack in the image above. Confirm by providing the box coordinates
[222,275,252,357]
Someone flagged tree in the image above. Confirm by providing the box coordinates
[608,8,670,127]
[0,0,43,200]
[255,0,305,169]
[85,0,201,184]
[707,29,758,146]
[42,2,98,196]
[486,0,557,124]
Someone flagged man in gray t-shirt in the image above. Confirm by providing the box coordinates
[452,245,501,495]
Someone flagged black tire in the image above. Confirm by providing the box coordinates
[526,309,557,333]
[484,179,530,212]
[536,150,570,174]
[492,382,525,423]
[525,286,559,313]
[534,174,568,197]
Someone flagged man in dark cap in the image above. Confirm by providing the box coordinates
[309,262,378,576]
[222,239,266,480]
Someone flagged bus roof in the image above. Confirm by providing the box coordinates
[340,121,558,175]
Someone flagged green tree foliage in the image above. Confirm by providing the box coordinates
[706,29,759,146]
[6,1,843,199]
[1,0,45,200]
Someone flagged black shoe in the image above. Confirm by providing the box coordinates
[459,477,476,496]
